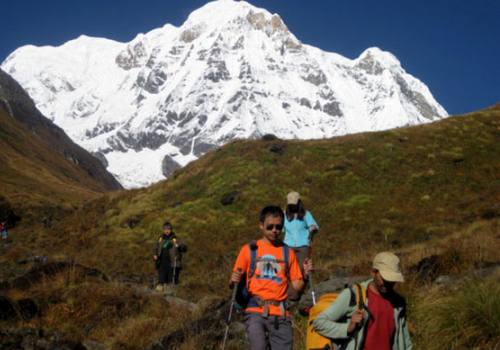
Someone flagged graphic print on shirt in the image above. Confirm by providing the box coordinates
[255,254,283,283]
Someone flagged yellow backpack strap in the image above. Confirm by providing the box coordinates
[354,283,367,309]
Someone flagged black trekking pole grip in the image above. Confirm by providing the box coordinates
[227,283,238,322]
[226,268,241,323]
[222,268,241,350]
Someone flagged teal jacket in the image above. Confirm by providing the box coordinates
[283,210,319,247]
[313,280,412,350]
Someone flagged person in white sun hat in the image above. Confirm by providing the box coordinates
[313,252,413,350]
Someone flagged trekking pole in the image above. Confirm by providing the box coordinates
[172,256,177,284]
[221,269,241,350]
[308,227,318,305]
[309,270,317,305]
[172,239,178,293]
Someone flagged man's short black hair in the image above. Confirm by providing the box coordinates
[259,206,284,223]
[163,221,172,228]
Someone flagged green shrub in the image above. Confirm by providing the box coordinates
[413,274,500,349]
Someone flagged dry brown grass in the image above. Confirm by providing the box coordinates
[1,270,196,349]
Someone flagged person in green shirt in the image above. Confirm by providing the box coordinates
[153,222,187,293]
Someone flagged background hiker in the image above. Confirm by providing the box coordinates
[313,252,412,350]
[283,191,319,300]
[283,191,319,268]
[0,221,8,240]
[230,205,313,350]
[153,221,187,293]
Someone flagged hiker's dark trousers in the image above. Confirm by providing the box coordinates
[158,266,181,284]
[244,312,293,350]
[157,252,181,284]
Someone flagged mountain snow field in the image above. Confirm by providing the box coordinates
[2,0,447,188]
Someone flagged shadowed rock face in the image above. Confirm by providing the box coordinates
[0,69,122,191]
[0,196,21,227]
[91,152,109,168]
[161,155,182,178]
[0,328,88,350]
[394,74,438,120]
[0,296,39,321]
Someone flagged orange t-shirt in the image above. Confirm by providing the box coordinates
[233,239,303,316]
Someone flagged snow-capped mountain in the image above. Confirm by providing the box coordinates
[1,0,447,188]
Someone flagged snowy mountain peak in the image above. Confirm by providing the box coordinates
[185,0,278,29]
[358,47,401,68]
[1,1,447,188]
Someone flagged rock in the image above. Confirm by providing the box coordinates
[323,101,343,117]
[221,191,238,206]
[193,141,216,157]
[0,295,17,320]
[298,275,369,310]
[269,143,285,155]
[302,70,327,86]
[82,340,107,350]
[330,162,350,172]
[0,296,38,321]
[0,328,87,350]
[2,261,108,291]
[17,298,39,320]
[16,255,49,265]
[171,201,183,208]
[123,215,141,229]
[148,298,235,350]
[91,152,108,168]
[480,206,499,220]
[299,97,312,108]
[165,296,198,312]
[115,39,149,70]
[473,261,500,278]
[261,134,279,141]
[0,196,21,228]
[144,66,168,94]
[411,255,442,282]
[434,275,454,286]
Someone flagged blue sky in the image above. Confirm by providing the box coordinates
[1,0,499,115]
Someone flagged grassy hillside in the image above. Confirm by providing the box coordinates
[0,69,122,193]
[19,106,497,281]
[2,106,499,349]
[0,108,106,218]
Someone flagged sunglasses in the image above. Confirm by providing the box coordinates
[265,224,283,231]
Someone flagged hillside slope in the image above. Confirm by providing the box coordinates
[1,105,498,349]
[0,69,122,192]
[0,107,105,217]
[12,105,499,285]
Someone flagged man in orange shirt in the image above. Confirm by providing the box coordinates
[231,205,313,350]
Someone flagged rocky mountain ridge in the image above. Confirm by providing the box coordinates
[1,0,447,187]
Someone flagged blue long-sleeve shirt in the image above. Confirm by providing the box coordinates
[283,210,319,247]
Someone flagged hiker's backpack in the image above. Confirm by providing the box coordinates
[235,240,290,309]
[306,284,367,350]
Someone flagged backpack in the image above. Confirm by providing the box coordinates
[235,240,290,310]
[306,283,367,350]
